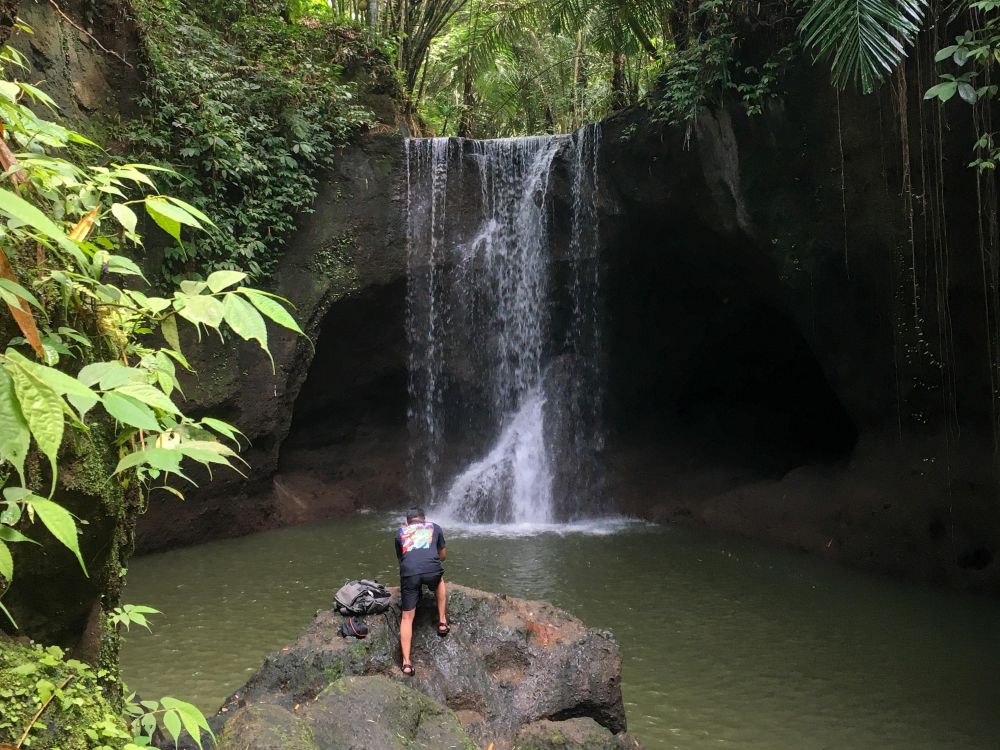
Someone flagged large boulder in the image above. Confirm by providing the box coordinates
[216,584,638,749]
[217,676,477,750]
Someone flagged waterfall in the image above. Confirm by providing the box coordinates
[406,125,603,525]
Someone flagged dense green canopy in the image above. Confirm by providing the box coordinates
[282,0,939,136]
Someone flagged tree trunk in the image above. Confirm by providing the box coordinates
[573,29,586,125]
[611,49,627,111]
[458,62,475,138]
[368,0,378,30]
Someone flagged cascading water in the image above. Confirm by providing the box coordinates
[406,126,603,525]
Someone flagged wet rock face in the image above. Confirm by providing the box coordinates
[541,354,607,520]
[135,134,409,551]
[216,584,637,750]
[12,0,143,123]
[515,718,643,750]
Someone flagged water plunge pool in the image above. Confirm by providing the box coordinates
[120,513,1000,749]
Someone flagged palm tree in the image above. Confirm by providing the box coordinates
[797,0,929,92]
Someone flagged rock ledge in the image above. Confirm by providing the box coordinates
[215,584,642,750]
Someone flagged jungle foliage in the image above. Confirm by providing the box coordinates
[116,0,987,274]
[0,22,301,748]
[286,0,957,137]
[123,0,378,281]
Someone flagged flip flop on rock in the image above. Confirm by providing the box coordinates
[401,663,415,676]
[437,622,450,637]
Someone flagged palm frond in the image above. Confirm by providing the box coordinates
[798,0,929,92]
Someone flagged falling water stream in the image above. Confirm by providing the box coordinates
[406,127,603,524]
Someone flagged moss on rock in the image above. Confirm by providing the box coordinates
[0,638,131,749]
[217,676,477,750]
[218,703,319,750]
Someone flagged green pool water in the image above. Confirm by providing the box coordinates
[120,514,1000,749]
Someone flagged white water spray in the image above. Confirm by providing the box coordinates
[405,126,603,524]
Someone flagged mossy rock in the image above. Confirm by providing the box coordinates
[217,704,318,750]
[0,638,131,749]
[219,584,631,748]
[217,675,477,750]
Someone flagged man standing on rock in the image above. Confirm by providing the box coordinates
[394,507,449,676]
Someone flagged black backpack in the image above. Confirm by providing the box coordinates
[333,579,391,616]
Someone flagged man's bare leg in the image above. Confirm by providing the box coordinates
[400,608,416,670]
[436,578,448,630]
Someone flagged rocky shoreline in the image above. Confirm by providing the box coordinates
[213,584,642,750]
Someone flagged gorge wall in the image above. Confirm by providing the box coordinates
[600,75,1000,591]
[130,37,1000,591]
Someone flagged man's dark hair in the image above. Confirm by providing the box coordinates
[406,507,426,524]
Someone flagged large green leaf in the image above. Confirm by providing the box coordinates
[161,314,183,356]
[29,497,86,574]
[6,350,98,417]
[163,709,182,746]
[200,417,246,446]
[115,382,180,415]
[161,697,212,749]
[163,196,216,228]
[0,368,29,482]
[0,278,41,309]
[78,361,132,390]
[0,188,86,265]
[206,270,246,293]
[0,525,36,544]
[239,289,304,334]
[114,447,183,474]
[127,290,171,315]
[176,294,224,331]
[101,392,161,432]
[5,360,65,484]
[144,196,202,242]
[105,254,146,279]
[0,539,12,581]
[223,293,269,353]
[798,0,928,92]
[111,203,138,234]
[144,200,181,241]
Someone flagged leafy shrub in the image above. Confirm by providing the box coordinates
[0,640,132,750]
[124,0,378,281]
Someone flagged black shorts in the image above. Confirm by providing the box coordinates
[400,571,443,611]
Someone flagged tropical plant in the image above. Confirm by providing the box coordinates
[413,0,666,135]
[125,0,376,280]
[0,24,300,634]
[0,641,138,750]
[0,19,303,748]
[924,0,1000,129]
[798,0,929,92]
[0,59,299,619]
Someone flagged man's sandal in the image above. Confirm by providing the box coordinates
[401,663,415,676]
[437,622,450,637]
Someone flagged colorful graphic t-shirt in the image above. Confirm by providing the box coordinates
[395,521,445,577]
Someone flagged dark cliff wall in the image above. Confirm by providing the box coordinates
[135,135,409,550]
[598,52,1000,590]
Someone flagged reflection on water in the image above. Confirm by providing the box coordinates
[120,514,1000,749]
